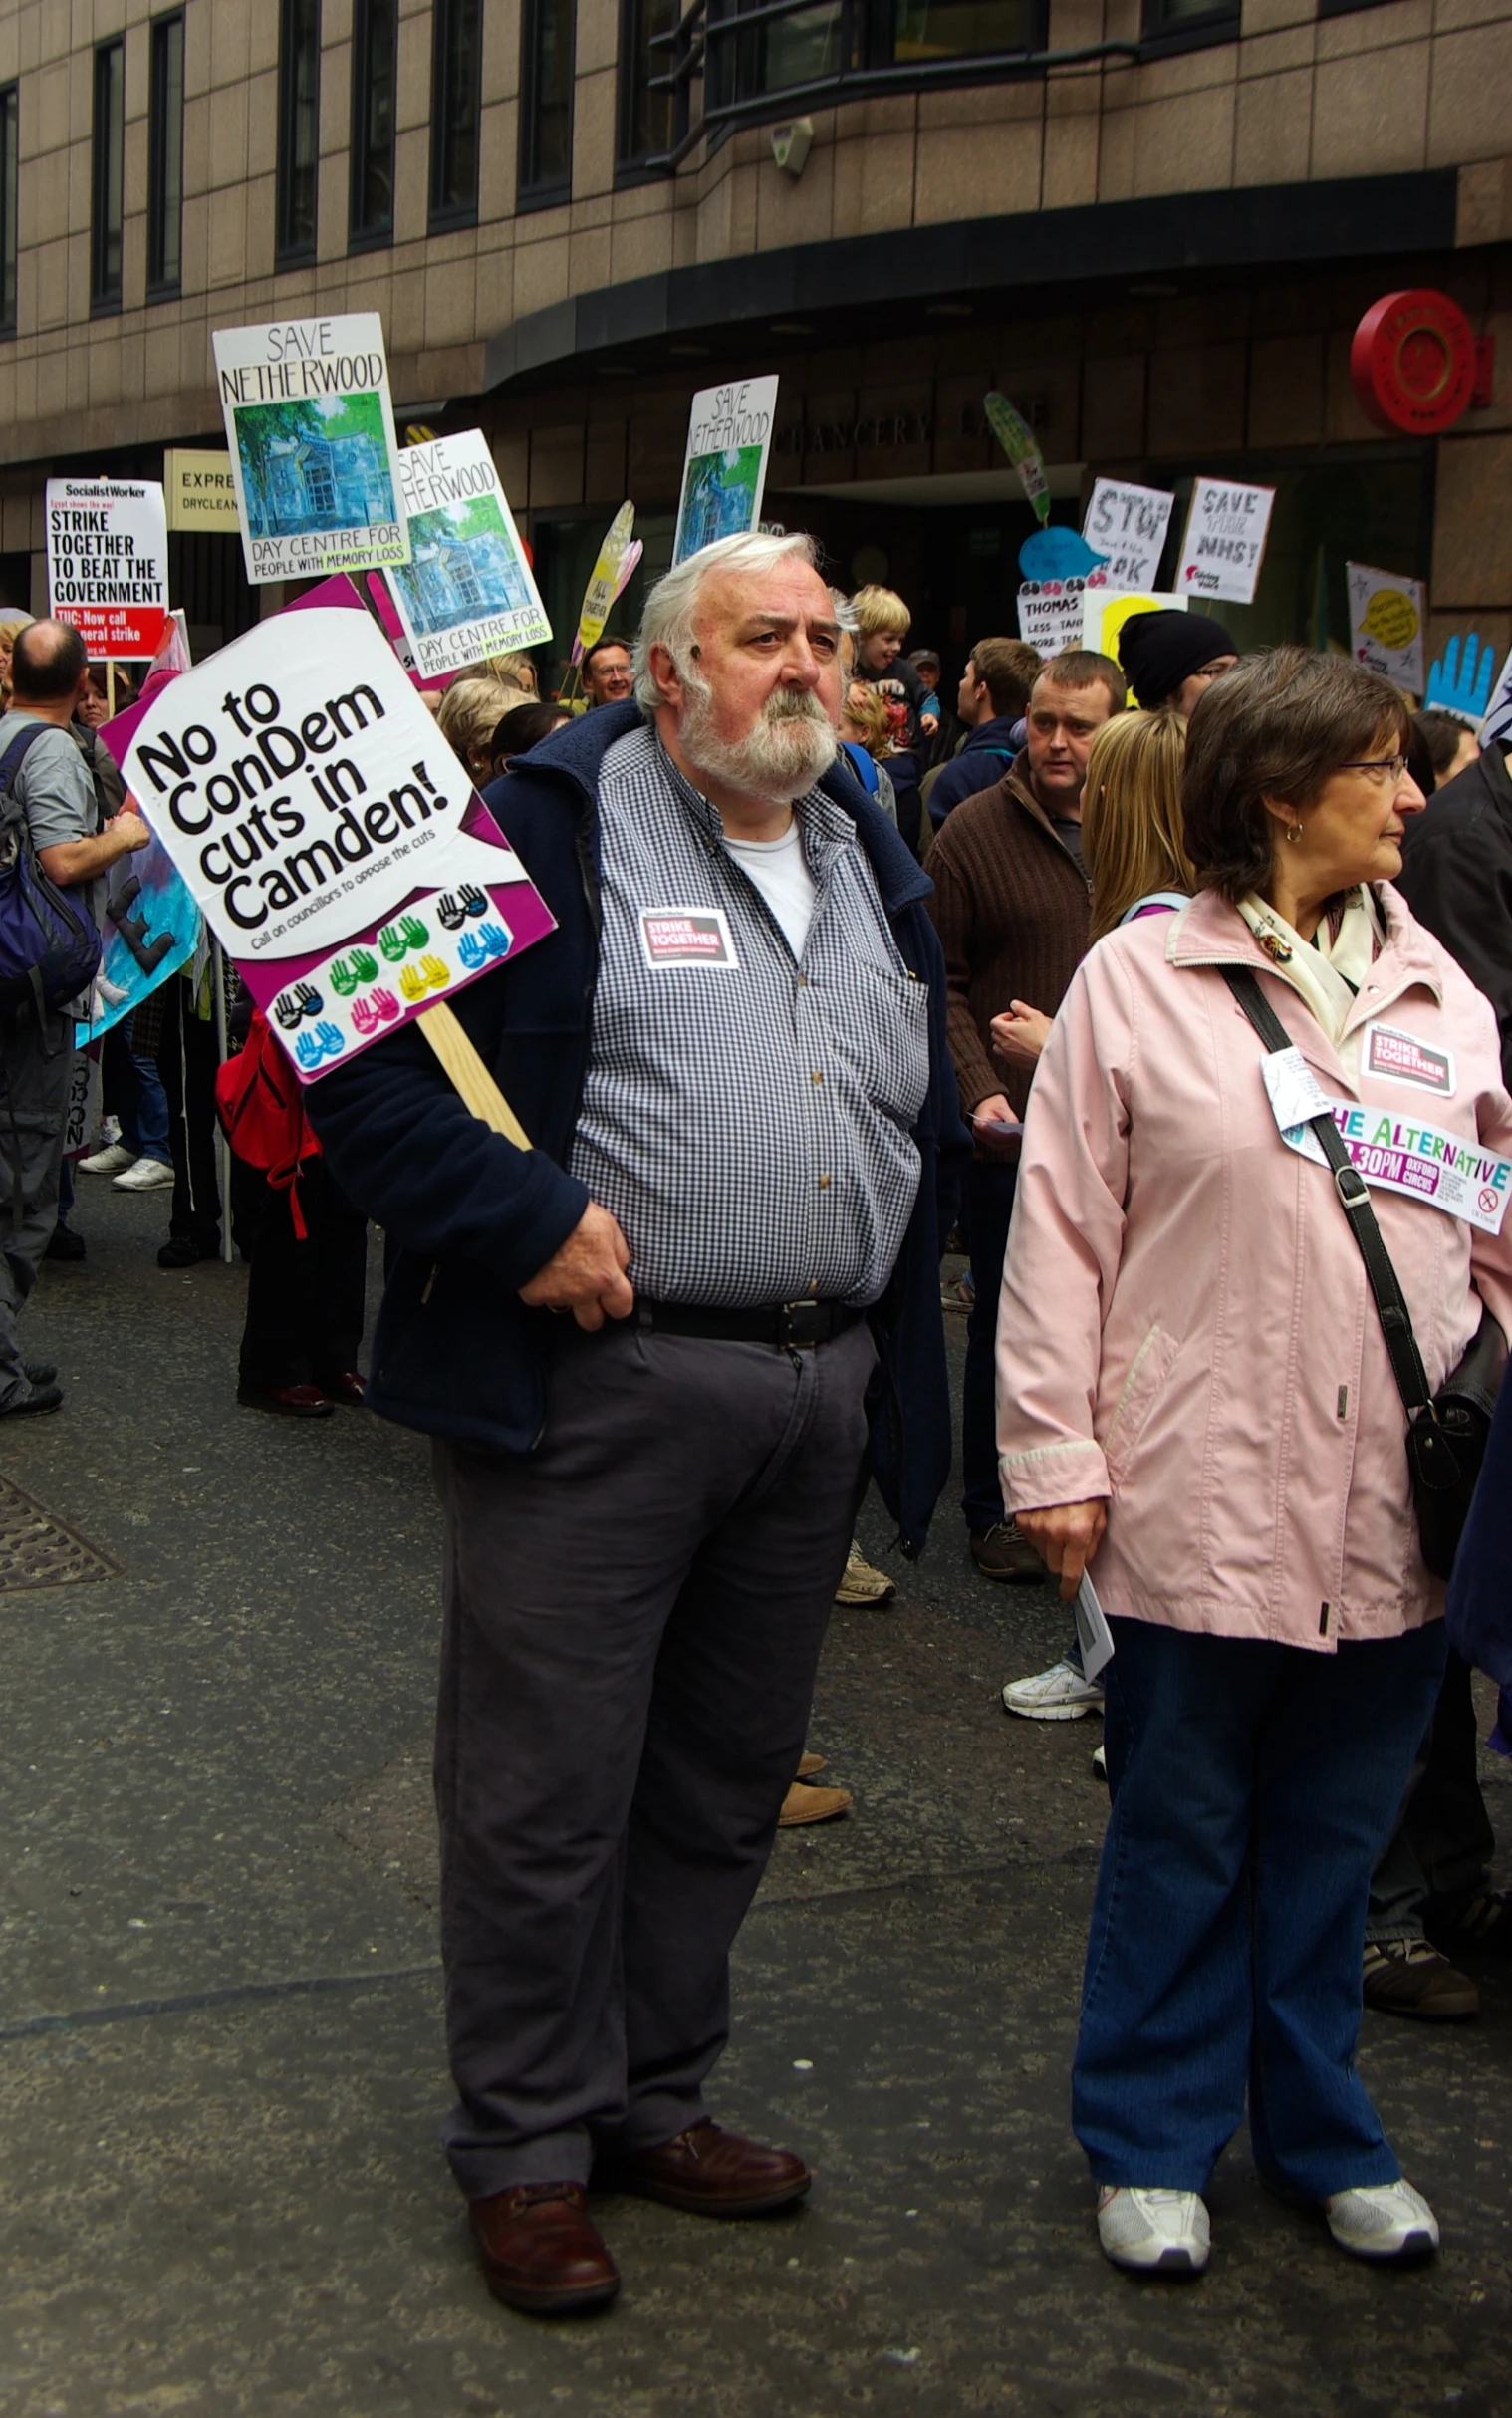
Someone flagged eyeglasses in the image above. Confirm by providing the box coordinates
[1338,754,1408,783]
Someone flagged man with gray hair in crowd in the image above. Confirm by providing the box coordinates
[311,530,964,2317]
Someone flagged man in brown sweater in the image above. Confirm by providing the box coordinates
[926,649,1122,1581]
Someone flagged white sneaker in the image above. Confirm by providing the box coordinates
[1096,2186,1210,2273]
[1001,1659,1105,1721]
[112,1157,175,1192]
[1325,2180,1439,2260]
[79,1142,136,1176]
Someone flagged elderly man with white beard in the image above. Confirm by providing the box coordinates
[309,531,965,2317]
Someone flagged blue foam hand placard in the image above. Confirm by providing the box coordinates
[1424,633,1496,727]
[1018,525,1107,584]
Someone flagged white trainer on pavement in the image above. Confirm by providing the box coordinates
[113,1158,175,1193]
[79,1142,136,1176]
[1001,1658,1105,1721]
[1325,2181,1439,2260]
[1096,2186,1210,2273]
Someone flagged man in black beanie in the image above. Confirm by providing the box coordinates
[1118,610,1237,714]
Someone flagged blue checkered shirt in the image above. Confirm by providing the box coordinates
[570,726,928,1306]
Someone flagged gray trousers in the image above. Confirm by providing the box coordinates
[432,1312,875,2200]
[0,1011,73,1410]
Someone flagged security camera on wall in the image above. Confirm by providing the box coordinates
[771,118,814,178]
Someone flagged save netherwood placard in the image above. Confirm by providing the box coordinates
[386,431,551,680]
[120,578,556,1082]
[47,478,170,657]
[213,313,409,586]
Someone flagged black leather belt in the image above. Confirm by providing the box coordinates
[638,1298,866,1349]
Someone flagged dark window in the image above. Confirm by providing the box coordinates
[1317,0,1388,15]
[91,39,125,312]
[704,0,1050,120]
[1139,0,1237,36]
[617,0,679,168]
[0,85,16,336]
[277,0,321,263]
[147,13,185,296]
[518,0,576,209]
[350,0,397,247]
[431,0,482,226]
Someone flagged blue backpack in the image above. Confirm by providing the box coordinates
[0,722,103,1022]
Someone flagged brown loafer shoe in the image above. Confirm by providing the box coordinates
[610,2119,811,2217]
[469,2181,620,2315]
[778,1779,852,1827]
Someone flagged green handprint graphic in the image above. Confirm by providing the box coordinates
[330,957,360,998]
[349,945,378,983]
[378,924,408,962]
[398,914,429,952]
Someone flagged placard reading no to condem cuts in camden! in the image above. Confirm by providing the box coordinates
[120,579,557,1081]
[213,313,409,586]
[46,478,170,657]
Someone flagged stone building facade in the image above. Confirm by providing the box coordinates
[0,0,1505,680]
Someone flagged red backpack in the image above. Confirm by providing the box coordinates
[214,1008,321,1235]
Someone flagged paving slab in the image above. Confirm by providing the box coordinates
[0,1194,1508,2416]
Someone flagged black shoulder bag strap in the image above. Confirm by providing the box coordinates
[1222,964,1434,1424]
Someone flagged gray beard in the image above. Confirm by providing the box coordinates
[678,673,837,800]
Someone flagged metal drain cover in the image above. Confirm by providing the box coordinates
[0,1474,119,1593]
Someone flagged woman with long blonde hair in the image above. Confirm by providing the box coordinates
[1079,708,1192,941]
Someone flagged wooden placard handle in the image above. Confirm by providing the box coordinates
[417,999,531,1150]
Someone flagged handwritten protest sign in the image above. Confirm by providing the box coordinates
[1346,563,1426,692]
[673,379,779,565]
[214,314,408,586]
[1481,643,1512,751]
[1018,583,1090,656]
[47,479,170,657]
[1081,590,1186,693]
[120,579,555,1085]
[1176,477,1275,606]
[384,431,550,681]
[1083,479,1174,594]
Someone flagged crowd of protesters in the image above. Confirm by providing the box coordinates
[3,531,1510,2307]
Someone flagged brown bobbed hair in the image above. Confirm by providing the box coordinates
[1182,647,1409,905]
[1081,709,1191,942]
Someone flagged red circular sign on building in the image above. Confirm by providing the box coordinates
[1351,290,1478,435]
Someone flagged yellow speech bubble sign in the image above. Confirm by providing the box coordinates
[1361,587,1419,652]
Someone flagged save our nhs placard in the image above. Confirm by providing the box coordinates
[672,378,780,565]
[213,313,409,586]
[385,431,552,681]
[120,579,556,1083]
[1175,476,1275,606]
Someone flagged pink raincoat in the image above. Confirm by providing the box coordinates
[996,885,1512,1650]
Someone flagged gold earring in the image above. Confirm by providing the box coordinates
[1286,820,1303,843]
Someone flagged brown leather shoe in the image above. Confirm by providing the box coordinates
[469,2181,621,2314]
[779,1779,852,1826]
[611,2119,811,2217]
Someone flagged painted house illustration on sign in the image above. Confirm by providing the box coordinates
[401,528,533,633]
[263,433,392,536]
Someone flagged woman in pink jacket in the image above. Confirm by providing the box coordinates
[997,650,1512,2277]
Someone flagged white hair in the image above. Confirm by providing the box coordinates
[631,530,824,712]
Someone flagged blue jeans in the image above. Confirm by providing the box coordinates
[961,1158,1018,1534]
[105,1020,171,1165]
[1075,1615,1449,2198]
